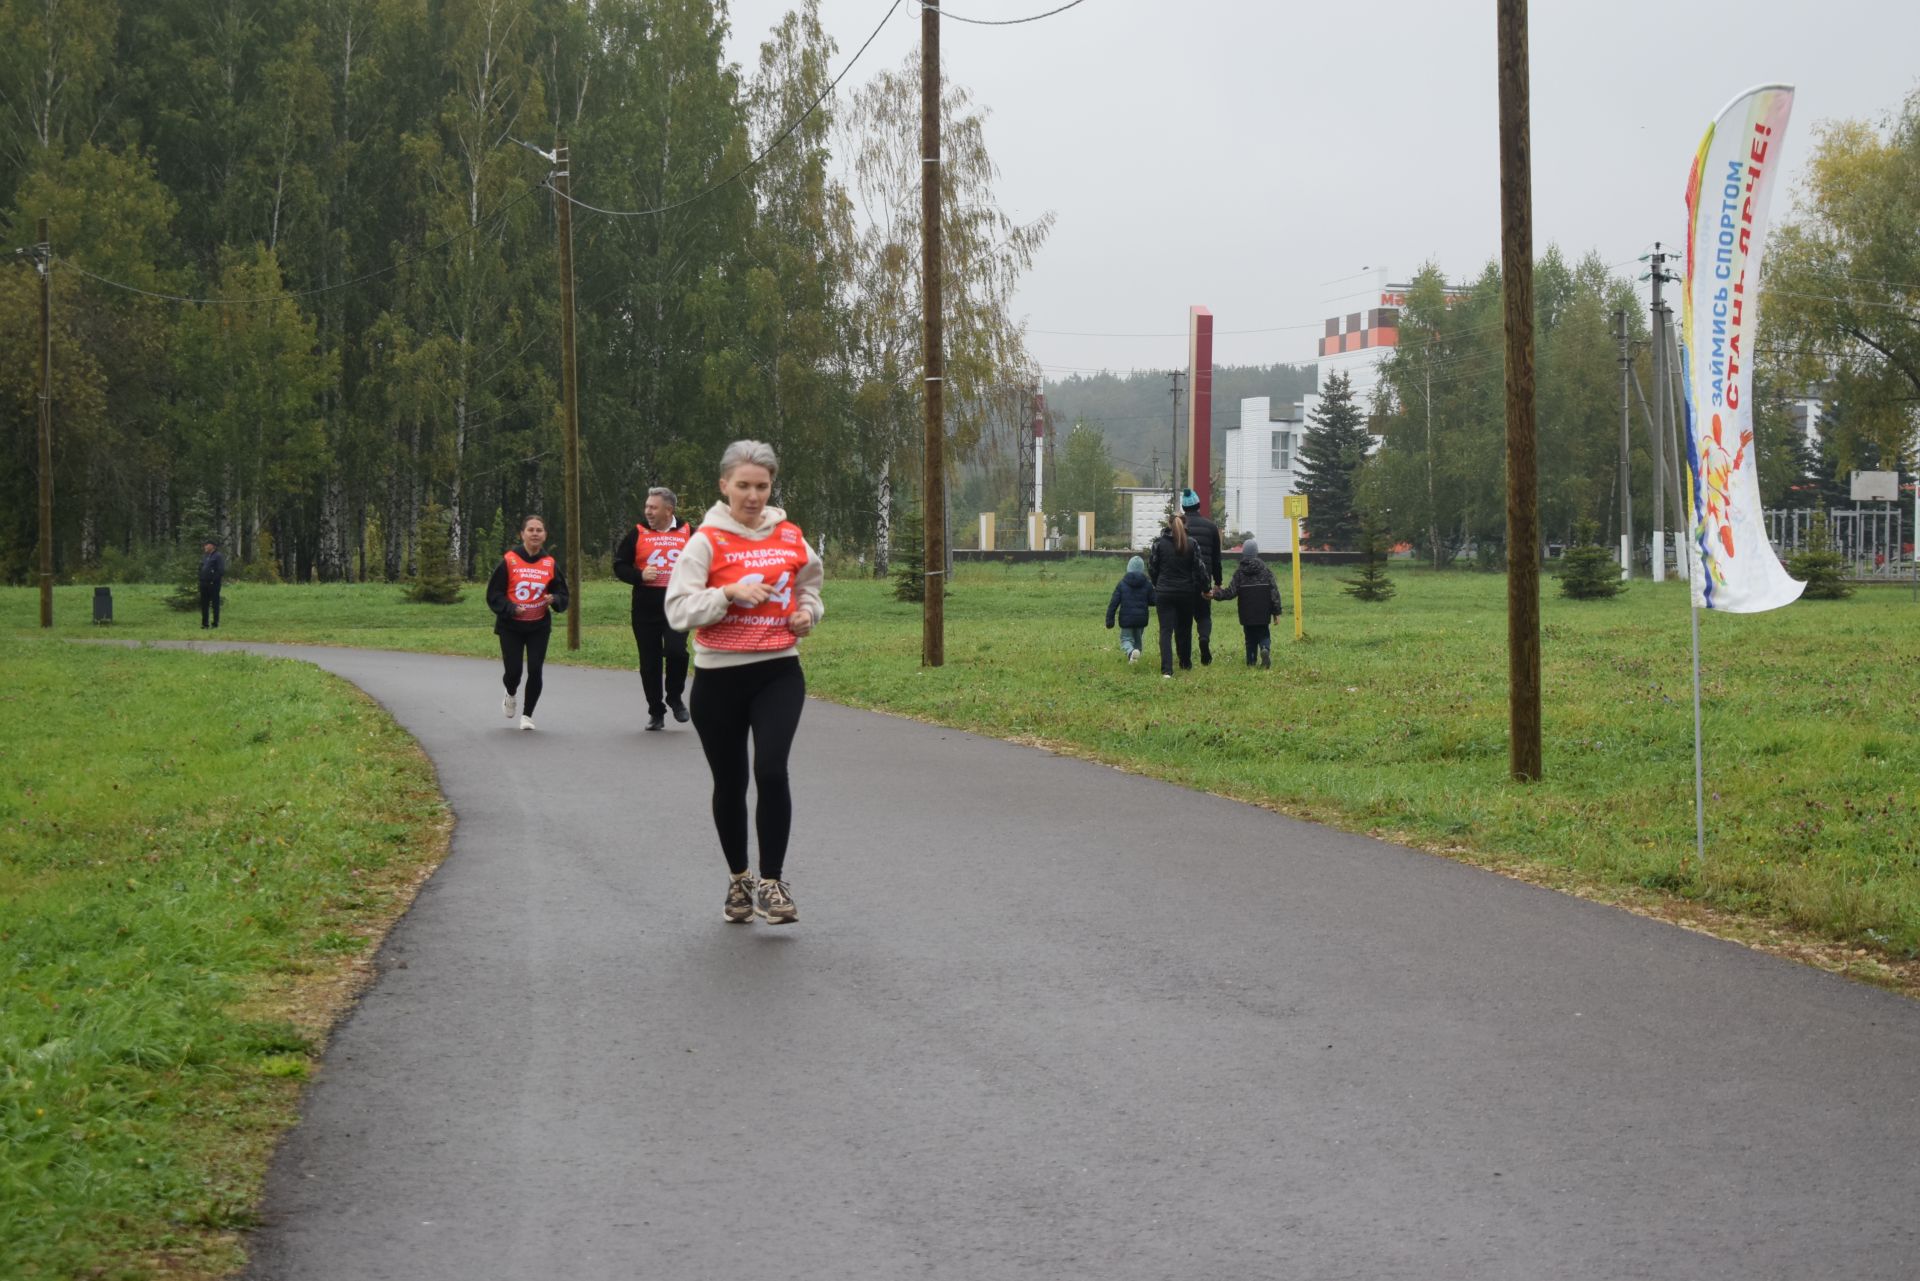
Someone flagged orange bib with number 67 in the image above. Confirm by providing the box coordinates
[696,522,808,652]
[503,549,555,622]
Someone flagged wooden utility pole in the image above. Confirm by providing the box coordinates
[920,0,945,667]
[1497,0,1541,781]
[36,218,52,629]
[554,143,583,651]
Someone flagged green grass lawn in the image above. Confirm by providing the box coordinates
[1,640,445,1280]
[11,562,1920,969]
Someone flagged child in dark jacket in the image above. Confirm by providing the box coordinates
[1212,539,1282,667]
[1105,554,1156,663]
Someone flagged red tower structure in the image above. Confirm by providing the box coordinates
[1187,306,1214,515]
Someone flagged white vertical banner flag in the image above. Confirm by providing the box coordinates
[1679,84,1805,613]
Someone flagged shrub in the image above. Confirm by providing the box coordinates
[1787,508,1852,600]
[405,502,465,605]
[1559,520,1624,600]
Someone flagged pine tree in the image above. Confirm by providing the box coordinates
[1296,370,1372,550]
[1558,520,1624,600]
[405,503,465,605]
[892,506,926,602]
[166,492,217,612]
[1341,510,1397,602]
[1788,507,1853,599]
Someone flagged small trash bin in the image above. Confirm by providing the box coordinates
[92,585,113,624]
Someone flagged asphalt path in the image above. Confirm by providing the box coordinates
[172,642,1920,1280]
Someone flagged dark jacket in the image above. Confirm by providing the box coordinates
[1105,569,1156,629]
[1147,529,1204,597]
[612,519,692,625]
[198,550,226,585]
[486,545,570,637]
[1181,510,1224,588]
[1215,553,1282,626]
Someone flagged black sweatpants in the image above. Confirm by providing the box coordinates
[499,623,552,715]
[689,656,806,880]
[632,617,689,716]
[1194,592,1214,662]
[1157,593,1197,675]
[199,582,222,628]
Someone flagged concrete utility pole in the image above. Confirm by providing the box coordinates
[37,219,52,628]
[1166,370,1184,494]
[1497,0,1542,782]
[553,143,583,650]
[1616,308,1633,579]
[1644,243,1678,583]
[920,0,945,667]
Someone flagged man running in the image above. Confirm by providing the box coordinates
[613,486,693,732]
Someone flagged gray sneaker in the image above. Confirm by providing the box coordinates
[723,873,756,923]
[755,878,798,925]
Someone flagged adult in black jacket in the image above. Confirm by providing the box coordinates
[1146,515,1204,677]
[1212,538,1283,667]
[197,540,226,629]
[485,515,570,731]
[612,486,693,731]
[1179,489,1224,664]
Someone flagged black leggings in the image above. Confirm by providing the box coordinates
[689,657,806,880]
[1157,593,1198,674]
[499,624,552,715]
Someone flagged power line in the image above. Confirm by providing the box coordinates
[555,0,906,221]
[925,0,1091,25]
[59,187,544,306]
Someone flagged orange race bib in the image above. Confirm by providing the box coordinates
[503,550,555,622]
[696,522,809,652]
[634,523,690,581]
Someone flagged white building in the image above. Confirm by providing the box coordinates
[1223,396,1306,546]
[1116,487,1176,551]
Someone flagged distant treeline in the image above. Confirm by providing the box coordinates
[1042,365,1319,485]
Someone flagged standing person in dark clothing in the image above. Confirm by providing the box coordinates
[485,515,569,731]
[1179,488,1224,665]
[612,487,693,731]
[666,439,825,926]
[1211,538,1283,668]
[1147,514,1203,679]
[198,540,226,629]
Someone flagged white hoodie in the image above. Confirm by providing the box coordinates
[664,501,826,670]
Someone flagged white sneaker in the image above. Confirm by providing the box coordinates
[1128,650,1140,664]
[503,693,516,719]
[519,715,536,731]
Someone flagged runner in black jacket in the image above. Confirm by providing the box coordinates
[612,487,693,731]
[485,515,569,731]
[1179,489,1223,665]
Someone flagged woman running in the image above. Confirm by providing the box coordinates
[486,514,569,731]
[665,440,824,925]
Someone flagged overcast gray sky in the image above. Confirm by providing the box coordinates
[722,0,1920,379]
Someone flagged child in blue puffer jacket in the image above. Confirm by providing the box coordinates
[1104,554,1157,663]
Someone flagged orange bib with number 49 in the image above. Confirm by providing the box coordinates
[634,523,690,581]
